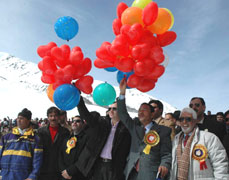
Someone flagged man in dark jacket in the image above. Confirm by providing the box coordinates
[38,107,70,180]
[59,116,87,180]
[189,97,226,142]
[75,96,131,180]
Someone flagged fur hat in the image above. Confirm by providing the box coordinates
[18,108,32,120]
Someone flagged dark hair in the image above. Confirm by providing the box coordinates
[216,112,224,117]
[173,110,181,120]
[47,106,60,116]
[60,110,67,116]
[191,97,206,106]
[148,99,163,113]
[140,103,154,113]
[225,110,229,117]
[165,112,174,118]
[72,115,83,123]
[18,108,32,120]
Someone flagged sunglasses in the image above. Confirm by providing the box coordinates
[189,103,200,108]
[108,107,117,111]
[178,117,192,122]
[72,120,82,123]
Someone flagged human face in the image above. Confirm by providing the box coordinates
[225,114,229,125]
[216,115,224,123]
[71,117,83,132]
[108,103,118,120]
[179,112,197,134]
[17,115,30,130]
[150,103,162,119]
[48,112,59,127]
[189,98,205,119]
[59,114,67,125]
[138,104,153,126]
[165,114,175,123]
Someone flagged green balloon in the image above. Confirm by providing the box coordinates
[132,0,152,9]
[93,83,116,106]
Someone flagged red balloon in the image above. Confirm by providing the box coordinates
[41,72,55,84]
[143,2,158,26]
[137,30,157,48]
[134,59,156,76]
[113,18,122,35]
[37,42,57,58]
[42,56,57,75]
[96,42,116,63]
[72,46,82,52]
[127,74,142,88]
[94,58,114,69]
[149,46,165,64]
[117,2,128,19]
[145,65,165,79]
[114,57,134,72]
[137,79,156,92]
[69,50,84,67]
[54,65,75,83]
[157,31,177,47]
[131,43,150,60]
[51,45,70,68]
[110,34,130,57]
[38,61,44,71]
[81,58,92,75]
[121,23,143,45]
[75,75,94,94]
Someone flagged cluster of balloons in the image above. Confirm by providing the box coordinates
[37,42,93,110]
[54,16,79,41]
[94,0,177,92]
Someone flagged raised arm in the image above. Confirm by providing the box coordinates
[77,96,99,127]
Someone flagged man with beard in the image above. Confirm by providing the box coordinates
[189,97,226,142]
[38,107,70,180]
[170,107,229,179]
[59,116,87,180]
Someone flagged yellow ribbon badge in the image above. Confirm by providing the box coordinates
[192,144,208,170]
[143,130,160,154]
[66,137,77,154]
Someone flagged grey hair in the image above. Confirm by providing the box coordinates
[180,107,197,120]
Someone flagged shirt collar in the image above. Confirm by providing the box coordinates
[145,121,154,134]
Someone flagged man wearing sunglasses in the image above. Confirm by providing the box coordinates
[170,107,229,179]
[75,96,131,180]
[59,116,87,180]
[189,97,226,142]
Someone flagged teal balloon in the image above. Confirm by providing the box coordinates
[93,83,116,106]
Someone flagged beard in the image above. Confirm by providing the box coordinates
[181,126,194,134]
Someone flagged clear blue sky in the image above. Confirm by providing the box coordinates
[0,0,229,114]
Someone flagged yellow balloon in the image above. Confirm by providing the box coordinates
[132,0,152,9]
[121,7,144,26]
[163,8,174,30]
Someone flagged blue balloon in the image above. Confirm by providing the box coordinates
[54,16,79,41]
[104,67,118,72]
[53,84,80,111]
[93,83,116,106]
[117,71,134,89]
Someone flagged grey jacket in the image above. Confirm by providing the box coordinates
[170,127,229,180]
[117,98,172,180]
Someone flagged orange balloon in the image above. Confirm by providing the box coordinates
[121,7,144,26]
[163,8,174,30]
[147,8,172,34]
[47,84,54,102]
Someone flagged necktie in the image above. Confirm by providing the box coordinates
[183,135,189,147]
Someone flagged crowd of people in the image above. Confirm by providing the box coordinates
[0,78,229,180]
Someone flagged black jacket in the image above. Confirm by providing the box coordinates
[197,114,226,142]
[59,130,88,180]
[37,124,70,180]
[75,97,131,180]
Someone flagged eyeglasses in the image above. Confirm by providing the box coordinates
[189,103,200,108]
[108,107,117,111]
[178,117,192,122]
[72,120,82,123]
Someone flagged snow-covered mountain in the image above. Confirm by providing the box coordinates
[0,52,177,120]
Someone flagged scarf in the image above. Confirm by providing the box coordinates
[176,127,196,180]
